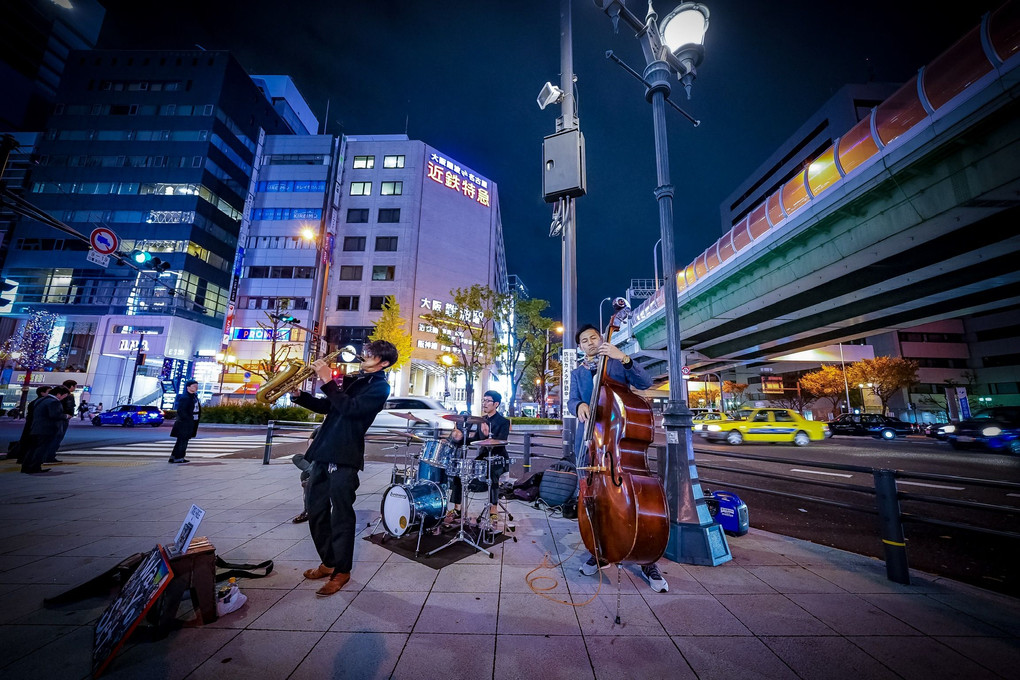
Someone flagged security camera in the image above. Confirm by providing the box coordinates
[537,82,564,110]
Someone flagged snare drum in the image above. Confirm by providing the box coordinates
[445,457,489,480]
[380,481,447,537]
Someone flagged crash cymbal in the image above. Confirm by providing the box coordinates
[390,411,429,424]
[441,413,485,424]
[470,438,508,447]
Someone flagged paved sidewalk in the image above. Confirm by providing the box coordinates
[0,457,1017,679]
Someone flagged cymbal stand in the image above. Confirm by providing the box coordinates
[427,446,493,559]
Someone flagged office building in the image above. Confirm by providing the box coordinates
[0,50,301,407]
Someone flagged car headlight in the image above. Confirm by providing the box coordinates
[982,426,1002,437]
[942,425,955,434]
[706,424,722,432]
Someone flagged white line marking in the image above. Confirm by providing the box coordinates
[898,481,965,491]
[1007,493,1020,498]
[790,468,853,478]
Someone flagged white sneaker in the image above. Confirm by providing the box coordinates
[641,563,669,592]
[579,555,610,576]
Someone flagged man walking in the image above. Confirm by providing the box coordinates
[169,379,201,464]
[292,340,397,596]
[9,386,50,462]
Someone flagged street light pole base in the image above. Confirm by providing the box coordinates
[664,520,732,566]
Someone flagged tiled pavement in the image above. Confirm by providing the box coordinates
[0,457,1018,679]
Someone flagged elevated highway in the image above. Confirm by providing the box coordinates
[619,4,1020,377]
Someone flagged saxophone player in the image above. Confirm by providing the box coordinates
[292,340,398,596]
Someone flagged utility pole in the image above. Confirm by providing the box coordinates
[540,0,585,459]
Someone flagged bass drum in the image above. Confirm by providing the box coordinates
[380,481,446,538]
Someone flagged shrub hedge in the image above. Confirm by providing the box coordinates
[509,417,562,425]
[200,404,314,425]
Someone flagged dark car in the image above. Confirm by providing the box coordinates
[923,421,956,440]
[92,405,165,427]
[947,407,1020,454]
[827,413,913,440]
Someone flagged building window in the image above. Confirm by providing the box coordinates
[336,295,360,311]
[372,265,395,281]
[375,236,398,252]
[353,155,375,169]
[343,236,366,251]
[369,296,387,311]
[346,208,369,223]
[383,155,405,169]
[378,208,400,223]
[381,181,403,196]
[339,265,363,280]
[350,182,372,196]
[247,266,269,278]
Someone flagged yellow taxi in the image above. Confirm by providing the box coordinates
[703,408,830,446]
[692,411,733,434]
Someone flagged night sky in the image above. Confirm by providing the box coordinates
[95,0,1000,323]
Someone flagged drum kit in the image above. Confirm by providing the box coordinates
[377,412,515,557]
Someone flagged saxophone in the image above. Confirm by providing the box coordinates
[255,349,345,404]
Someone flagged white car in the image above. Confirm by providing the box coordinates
[371,397,456,434]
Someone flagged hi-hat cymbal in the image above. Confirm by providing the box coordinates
[441,413,485,424]
[387,429,424,442]
[390,411,429,424]
[470,438,507,447]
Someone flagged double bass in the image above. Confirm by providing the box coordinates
[577,322,669,566]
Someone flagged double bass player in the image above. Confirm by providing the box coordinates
[567,323,669,593]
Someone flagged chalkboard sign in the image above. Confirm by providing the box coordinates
[92,545,173,677]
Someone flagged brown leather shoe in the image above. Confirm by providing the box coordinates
[303,564,332,580]
[315,572,350,596]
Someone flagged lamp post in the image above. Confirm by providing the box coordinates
[653,237,662,290]
[217,352,236,397]
[300,224,332,363]
[596,0,729,566]
[598,296,613,332]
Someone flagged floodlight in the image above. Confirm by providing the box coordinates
[537,81,564,110]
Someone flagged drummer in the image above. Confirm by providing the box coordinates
[445,390,510,531]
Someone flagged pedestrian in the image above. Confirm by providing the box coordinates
[169,380,201,464]
[46,379,77,463]
[292,339,397,596]
[9,386,50,462]
[22,385,70,474]
[97,402,103,413]
[78,400,90,421]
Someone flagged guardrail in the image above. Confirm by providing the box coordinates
[262,420,318,465]
[684,446,1020,585]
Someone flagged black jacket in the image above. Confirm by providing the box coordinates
[62,391,76,417]
[30,395,65,437]
[294,371,390,470]
[461,411,511,460]
[171,391,201,438]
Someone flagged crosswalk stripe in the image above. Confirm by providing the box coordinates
[58,434,272,458]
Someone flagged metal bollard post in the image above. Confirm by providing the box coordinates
[522,433,532,471]
[262,420,275,465]
[873,468,910,584]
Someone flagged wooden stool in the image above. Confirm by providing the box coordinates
[150,537,218,631]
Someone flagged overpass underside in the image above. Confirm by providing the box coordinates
[625,81,1020,377]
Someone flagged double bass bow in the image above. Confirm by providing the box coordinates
[577,322,669,566]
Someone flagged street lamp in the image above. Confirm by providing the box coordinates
[217,352,236,396]
[299,223,331,363]
[595,0,729,566]
[440,353,454,407]
[598,297,613,331]
[653,237,662,290]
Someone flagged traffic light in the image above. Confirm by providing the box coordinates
[131,250,171,272]
[132,250,152,264]
[0,279,17,310]
[272,314,297,323]
[149,257,172,273]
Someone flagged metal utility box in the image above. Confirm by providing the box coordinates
[542,129,586,202]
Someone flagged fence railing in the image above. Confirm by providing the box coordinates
[262,420,318,465]
[684,446,1020,584]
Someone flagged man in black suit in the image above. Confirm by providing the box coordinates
[445,390,511,531]
[169,380,201,464]
[22,385,69,474]
[293,340,397,597]
[10,386,50,462]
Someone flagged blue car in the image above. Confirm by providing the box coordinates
[92,405,165,427]
[948,407,1020,454]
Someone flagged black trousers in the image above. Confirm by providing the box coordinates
[22,434,56,472]
[170,436,191,461]
[306,462,360,574]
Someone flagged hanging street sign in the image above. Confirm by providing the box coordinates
[86,250,111,268]
[90,227,119,255]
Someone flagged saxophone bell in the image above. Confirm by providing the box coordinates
[339,345,364,363]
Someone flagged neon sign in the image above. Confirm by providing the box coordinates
[426,152,490,208]
[231,328,292,341]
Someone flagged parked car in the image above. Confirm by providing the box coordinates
[693,411,733,434]
[704,407,830,446]
[924,422,956,440]
[947,407,1020,454]
[92,405,165,427]
[828,413,913,440]
[371,397,455,434]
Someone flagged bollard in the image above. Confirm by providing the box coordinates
[522,433,532,470]
[873,469,910,584]
[262,420,275,465]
